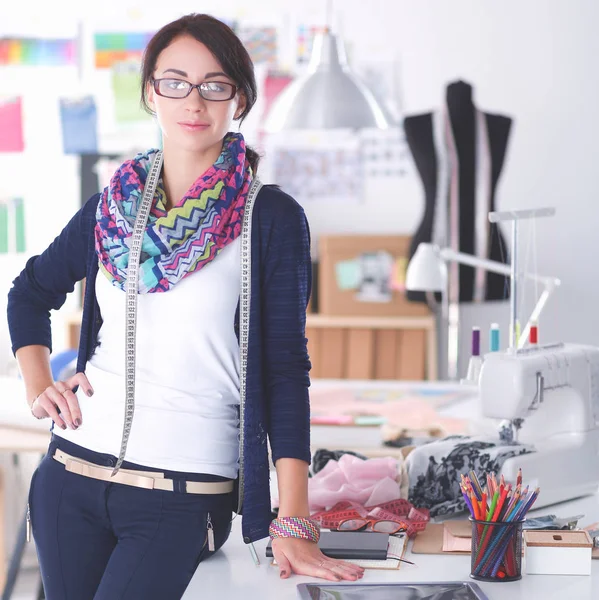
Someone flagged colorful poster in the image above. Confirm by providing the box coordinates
[0,97,25,153]
[111,63,151,125]
[261,71,293,123]
[238,27,277,64]
[297,25,320,63]
[60,96,98,154]
[0,202,7,253]
[0,198,26,254]
[0,38,76,66]
[94,32,154,68]
[272,132,363,204]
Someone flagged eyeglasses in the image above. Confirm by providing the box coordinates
[152,78,237,101]
[336,518,407,534]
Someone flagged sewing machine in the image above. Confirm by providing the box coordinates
[479,342,599,508]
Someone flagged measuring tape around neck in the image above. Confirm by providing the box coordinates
[112,150,164,475]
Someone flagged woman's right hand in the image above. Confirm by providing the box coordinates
[31,372,94,430]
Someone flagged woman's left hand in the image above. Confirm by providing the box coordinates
[272,537,365,581]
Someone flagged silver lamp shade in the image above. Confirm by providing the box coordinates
[263,29,393,131]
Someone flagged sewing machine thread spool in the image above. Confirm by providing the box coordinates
[529,321,538,345]
[471,327,480,356]
[463,327,483,384]
[489,323,500,352]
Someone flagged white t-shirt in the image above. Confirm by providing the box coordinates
[55,238,241,478]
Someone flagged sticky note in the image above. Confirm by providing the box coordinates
[335,259,361,290]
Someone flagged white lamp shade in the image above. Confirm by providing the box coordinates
[405,243,447,292]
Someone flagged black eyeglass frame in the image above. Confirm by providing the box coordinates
[151,78,238,101]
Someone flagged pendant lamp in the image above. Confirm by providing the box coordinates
[263,27,393,131]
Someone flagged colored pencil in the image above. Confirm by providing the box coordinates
[460,469,539,579]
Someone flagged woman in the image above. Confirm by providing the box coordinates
[7,14,364,600]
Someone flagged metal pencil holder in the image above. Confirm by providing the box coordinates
[470,517,524,582]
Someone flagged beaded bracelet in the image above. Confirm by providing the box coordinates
[269,516,321,543]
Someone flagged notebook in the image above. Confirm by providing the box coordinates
[266,531,389,560]
[350,533,408,569]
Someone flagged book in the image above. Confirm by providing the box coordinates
[350,533,408,569]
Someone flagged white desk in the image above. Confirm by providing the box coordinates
[184,494,599,600]
[2,377,598,598]
[184,379,599,599]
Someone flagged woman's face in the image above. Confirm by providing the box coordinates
[147,35,245,156]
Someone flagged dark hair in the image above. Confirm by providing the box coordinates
[141,14,260,173]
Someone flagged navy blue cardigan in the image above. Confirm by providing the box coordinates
[7,185,312,543]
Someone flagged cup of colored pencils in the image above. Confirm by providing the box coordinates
[461,469,539,582]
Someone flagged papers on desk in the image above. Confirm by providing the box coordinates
[350,533,409,569]
[412,523,472,556]
[309,386,471,437]
[442,522,472,553]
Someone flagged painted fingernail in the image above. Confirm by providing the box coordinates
[87,389,94,397]
[60,423,67,430]
[74,418,82,427]
[280,570,287,578]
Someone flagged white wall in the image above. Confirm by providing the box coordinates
[336,0,599,373]
[1,0,598,377]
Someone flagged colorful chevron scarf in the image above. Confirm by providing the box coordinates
[95,132,252,294]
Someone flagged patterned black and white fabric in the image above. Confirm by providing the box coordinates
[311,449,368,476]
[406,435,534,517]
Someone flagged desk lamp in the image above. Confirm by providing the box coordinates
[405,208,560,380]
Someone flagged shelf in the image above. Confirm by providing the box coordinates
[306,314,435,330]
[66,310,438,380]
[306,313,438,381]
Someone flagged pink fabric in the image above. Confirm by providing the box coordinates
[274,454,401,512]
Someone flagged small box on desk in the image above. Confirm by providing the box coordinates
[524,530,593,575]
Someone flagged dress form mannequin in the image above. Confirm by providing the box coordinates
[404,80,513,305]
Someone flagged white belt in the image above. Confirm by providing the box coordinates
[53,449,234,495]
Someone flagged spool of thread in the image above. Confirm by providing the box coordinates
[490,323,500,352]
[472,327,481,357]
[530,321,538,344]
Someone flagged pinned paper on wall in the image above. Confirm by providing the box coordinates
[271,131,363,204]
[238,27,277,64]
[0,38,76,66]
[261,71,293,123]
[390,257,408,292]
[95,32,154,68]
[335,259,362,290]
[0,198,26,254]
[297,25,319,63]
[356,251,394,303]
[273,146,363,203]
[60,96,98,154]
[334,252,395,303]
[359,127,409,178]
[111,63,151,124]
[0,97,25,153]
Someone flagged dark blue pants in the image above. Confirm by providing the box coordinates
[29,435,234,600]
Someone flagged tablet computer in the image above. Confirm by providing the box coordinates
[296,581,490,599]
